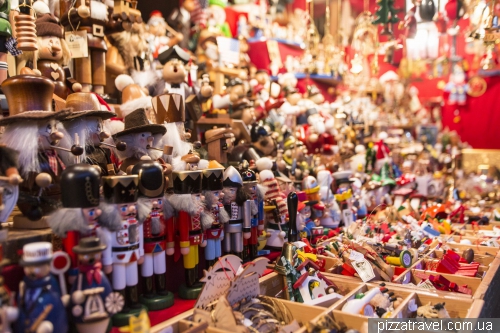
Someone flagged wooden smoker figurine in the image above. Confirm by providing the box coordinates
[15,242,68,333]
[99,174,146,327]
[0,75,73,226]
[201,161,229,268]
[165,169,208,299]
[132,160,174,310]
[69,237,122,333]
[222,166,252,259]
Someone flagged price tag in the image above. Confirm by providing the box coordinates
[65,31,88,58]
[349,250,365,262]
[417,280,436,290]
[351,258,375,282]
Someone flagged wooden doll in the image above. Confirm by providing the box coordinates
[15,242,68,333]
[204,127,235,167]
[69,237,122,333]
[18,13,80,99]
[99,174,145,326]
[201,161,229,268]
[166,1,196,50]
[131,160,174,310]
[0,75,71,224]
[332,170,355,228]
[150,10,183,58]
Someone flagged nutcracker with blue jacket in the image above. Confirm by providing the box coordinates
[240,163,265,261]
[132,160,174,311]
[201,161,229,269]
[222,166,252,259]
[99,175,145,327]
[69,237,121,333]
[164,169,208,299]
[15,242,68,333]
[333,171,356,228]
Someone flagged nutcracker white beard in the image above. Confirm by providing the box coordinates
[48,207,92,237]
[90,0,109,21]
[1,123,42,177]
[152,122,191,161]
[166,193,204,216]
[59,119,92,166]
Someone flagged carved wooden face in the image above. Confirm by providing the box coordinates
[38,118,64,149]
[151,197,163,211]
[118,203,137,219]
[24,263,51,280]
[78,252,102,265]
[162,59,187,84]
[83,207,102,225]
[38,36,63,61]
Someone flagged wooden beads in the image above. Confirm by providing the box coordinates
[14,14,38,51]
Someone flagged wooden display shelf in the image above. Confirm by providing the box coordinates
[430,249,496,266]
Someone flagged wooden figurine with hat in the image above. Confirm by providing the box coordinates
[164,168,209,299]
[15,242,68,333]
[204,127,235,167]
[201,160,229,268]
[48,164,121,279]
[0,75,72,227]
[332,170,356,228]
[18,13,81,99]
[221,165,252,258]
[149,10,183,59]
[99,174,146,326]
[131,160,174,311]
[166,0,198,50]
[239,161,265,261]
[296,191,318,237]
[69,237,122,333]
[60,92,122,175]
[113,108,167,174]
[0,146,22,226]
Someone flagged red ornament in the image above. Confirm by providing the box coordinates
[444,0,462,21]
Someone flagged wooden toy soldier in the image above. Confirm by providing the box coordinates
[0,75,72,223]
[69,237,122,333]
[222,166,251,259]
[240,163,265,260]
[15,242,68,333]
[164,169,209,299]
[99,175,145,326]
[48,164,121,276]
[201,161,229,268]
[131,160,174,310]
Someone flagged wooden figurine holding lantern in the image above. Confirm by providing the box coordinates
[61,93,121,175]
[164,168,208,299]
[18,13,81,99]
[15,242,68,333]
[201,161,229,268]
[69,237,122,333]
[131,160,174,310]
[0,75,73,227]
[222,166,252,259]
[99,175,146,327]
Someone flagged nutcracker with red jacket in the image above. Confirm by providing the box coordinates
[332,170,356,228]
[99,174,146,326]
[132,160,174,310]
[164,169,208,299]
[201,161,229,268]
[222,166,252,259]
[240,162,265,261]
[48,164,121,277]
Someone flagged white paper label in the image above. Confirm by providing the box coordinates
[351,258,375,282]
[349,250,365,262]
[343,209,353,228]
[417,280,436,290]
[65,31,88,58]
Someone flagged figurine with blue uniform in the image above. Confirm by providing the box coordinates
[15,242,68,333]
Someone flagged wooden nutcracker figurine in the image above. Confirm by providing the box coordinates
[131,160,174,311]
[165,169,208,299]
[99,175,146,327]
[0,75,72,225]
[201,161,229,268]
[70,237,122,333]
[332,170,355,228]
[222,166,251,259]
[15,242,68,333]
[240,162,265,261]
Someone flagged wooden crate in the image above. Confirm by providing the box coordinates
[441,242,499,255]
[396,291,476,318]
[259,271,364,308]
[430,249,496,266]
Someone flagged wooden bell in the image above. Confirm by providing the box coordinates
[14,13,38,51]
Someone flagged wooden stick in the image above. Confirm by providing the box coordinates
[29,304,53,332]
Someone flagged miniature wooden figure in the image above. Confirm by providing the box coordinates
[201,161,229,268]
[70,237,122,333]
[0,75,71,225]
[332,170,355,228]
[99,174,145,326]
[15,242,68,333]
[131,160,174,310]
[0,146,22,225]
[204,127,235,166]
[0,0,14,87]
[149,10,183,58]
[222,166,251,259]
[0,229,18,333]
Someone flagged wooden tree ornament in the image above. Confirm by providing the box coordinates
[14,1,37,51]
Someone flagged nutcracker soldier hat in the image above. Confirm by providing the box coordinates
[64,92,117,120]
[131,160,165,198]
[223,166,243,188]
[240,163,257,184]
[60,164,101,208]
[114,108,167,138]
[172,170,203,194]
[0,75,71,126]
[73,237,107,254]
[332,170,354,185]
[202,161,225,191]
[151,93,185,124]
[158,45,190,65]
[19,242,53,266]
[102,175,139,204]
